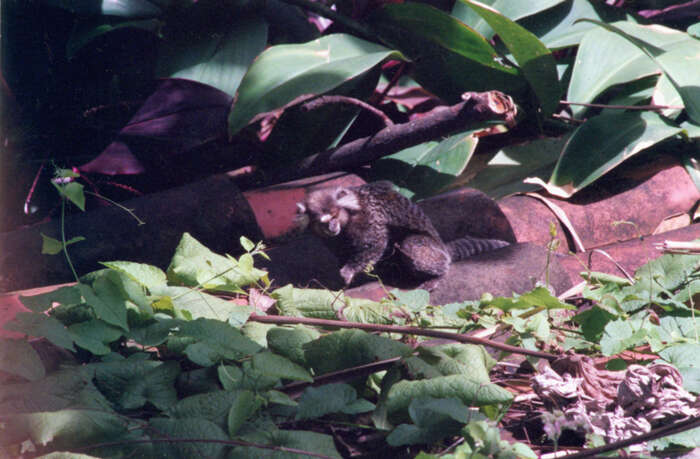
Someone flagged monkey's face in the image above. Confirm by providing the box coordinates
[297,187,360,238]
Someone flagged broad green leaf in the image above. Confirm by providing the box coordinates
[341,296,396,324]
[19,285,82,312]
[52,182,85,211]
[653,74,683,119]
[157,15,267,97]
[600,319,649,355]
[296,383,374,420]
[92,358,179,410]
[658,343,700,370]
[272,284,345,319]
[391,288,430,313]
[252,351,313,382]
[128,318,179,346]
[384,375,513,416]
[149,417,228,458]
[650,426,700,451]
[417,343,495,383]
[45,0,164,17]
[167,390,243,428]
[304,329,411,375]
[369,3,524,102]
[176,318,262,362]
[373,132,478,200]
[578,20,700,123]
[0,339,45,381]
[521,0,626,49]
[387,397,479,446]
[101,261,167,290]
[166,233,266,291]
[568,22,692,118]
[465,136,564,198]
[229,429,341,458]
[228,390,259,436]
[229,33,402,135]
[459,0,560,115]
[157,286,252,324]
[68,320,123,355]
[40,234,85,255]
[67,18,161,59]
[266,326,319,365]
[452,0,565,39]
[527,111,682,197]
[4,312,76,351]
[79,281,128,331]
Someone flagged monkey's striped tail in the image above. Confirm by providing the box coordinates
[447,236,510,261]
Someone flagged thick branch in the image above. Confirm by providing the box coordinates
[268,91,516,183]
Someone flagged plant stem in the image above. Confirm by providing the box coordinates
[60,197,80,283]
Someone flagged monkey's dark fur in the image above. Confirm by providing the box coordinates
[297,181,509,288]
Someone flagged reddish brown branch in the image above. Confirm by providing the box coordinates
[248,313,555,360]
[302,95,393,127]
[267,90,517,184]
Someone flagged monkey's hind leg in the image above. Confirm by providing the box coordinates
[398,234,451,281]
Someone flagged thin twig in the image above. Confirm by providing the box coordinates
[303,95,394,127]
[249,314,556,360]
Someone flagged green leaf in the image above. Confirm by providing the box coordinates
[391,289,430,312]
[229,33,402,135]
[157,15,267,97]
[296,383,373,420]
[157,286,253,324]
[577,20,700,123]
[452,0,565,40]
[167,390,244,428]
[0,339,45,381]
[4,312,76,351]
[239,236,255,252]
[416,343,495,383]
[52,181,85,211]
[149,417,228,458]
[40,234,86,255]
[68,320,123,355]
[252,351,313,383]
[370,3,524,102]
[100,261,167,291]
[466,136,563,198]
[568,22,693,118]
[272,284,345,319]
[600,319,649,355]
[166,233,266,291]
[384,375,513,416]
[19,285,82,312]
[35,452,102,459]
[128,318,178,347]
[387,397,478,446]
[227,390,260,436]
[176,318,262,364]
[67,18,161,59]
[459,0,560,115]
[373,132,478,200]
[522,0,624,50]
[78,281,128,331]
[528,111,682,198]
[266,326,319,366]
[92,359,180,410]
[304,329,411,375]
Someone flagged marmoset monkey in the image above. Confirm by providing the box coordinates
[296,181,509,289]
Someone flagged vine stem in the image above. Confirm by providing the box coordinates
[60,197,80,283]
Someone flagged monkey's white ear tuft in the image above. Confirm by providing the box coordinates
[335,188,360,210]
[296,202,306,213]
